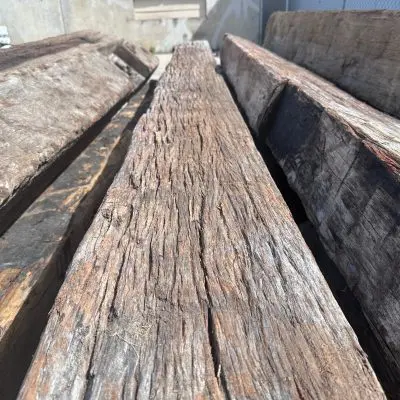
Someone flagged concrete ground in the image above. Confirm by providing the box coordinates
[152,54,173,81]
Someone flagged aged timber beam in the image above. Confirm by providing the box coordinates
[0,31,158,236]
[264,10,400,119]
[19,42,384,399]
[221,33,400,388]
[0,83,154,399]
[0,30,158,76]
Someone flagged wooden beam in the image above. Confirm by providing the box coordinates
[114,40,159,79]
[0,83,154,399]
[264,10,400,119]
[221,33,400,390]
[19,41,384,399]
[0,31,158,236]
[0,31,157,75]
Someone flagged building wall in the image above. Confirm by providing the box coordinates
[0,0,263,52]
[3,0,397,52]
[289,0,343,9]
[288,0,400,11]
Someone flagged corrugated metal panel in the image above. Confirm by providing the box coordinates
[288,0,400,9]
[344,0,400,9]
[289,0,343,10]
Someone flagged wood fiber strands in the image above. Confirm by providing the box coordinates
[20,42,384,399]
[0,83,154,399]
[264,10,400,119]
[222,33,400,384]
[0,31,158,235]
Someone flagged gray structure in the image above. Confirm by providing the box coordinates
[289,0,399,10]
[0,0,399,52]
[0,0,263,52]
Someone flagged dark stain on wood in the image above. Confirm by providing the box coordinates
[221,34,400,395]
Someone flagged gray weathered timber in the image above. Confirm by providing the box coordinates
[19,42,384,399]
[114,40,159,79]
[264,11,400,119]
[0,83,154,400]
[0,31,157,74]
[0,31,158,236]
[222,34,400,387]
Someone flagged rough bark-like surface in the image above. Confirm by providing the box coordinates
[264,11,400,119]
[0,83,154,400]
[19,42,384,400]
[0,31,158,236]
[0,31,157,75]
[0,31,106,72]
[222,34,400,389]
[114,41,159,79]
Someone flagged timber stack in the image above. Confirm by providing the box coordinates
[18,41,384,399]
[0,31,158,399]
[222,10,400,398]
[0,10,399,400]
[264,10,400,119]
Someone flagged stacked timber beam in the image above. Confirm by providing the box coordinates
[221,33,400,392]
[19,42,384,399]
[0,84,155,399]
[264,10,400,119]
[0,32,158,398]
[0,30,158,236]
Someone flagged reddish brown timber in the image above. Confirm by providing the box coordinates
[222,34,400,388]
[0,31,158,236]
[0,83,154,400]
[264,11,400,119]
[19,42,384,399]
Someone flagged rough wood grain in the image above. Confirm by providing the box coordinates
[264,10,400,119]
[114,40,159,79]
[19,42,384,399]
[0,31,108,72]
[0,31,157,75]
[222,34,400,388]
[0,31,158,236]
[0,83,154,400]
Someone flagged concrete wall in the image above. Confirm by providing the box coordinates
[0,0,263,52]
[2,0,399,51]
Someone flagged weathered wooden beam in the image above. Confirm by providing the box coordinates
[114,40,158,79]
[0,31,158,236]
[19,42,384,399]
[222,33,400,389]
[0,31,157,75]
[264,10,400,119]
[0,31,108,72]
[0,83,154,400]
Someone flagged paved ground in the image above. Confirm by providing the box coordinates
[152,54,172,81]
